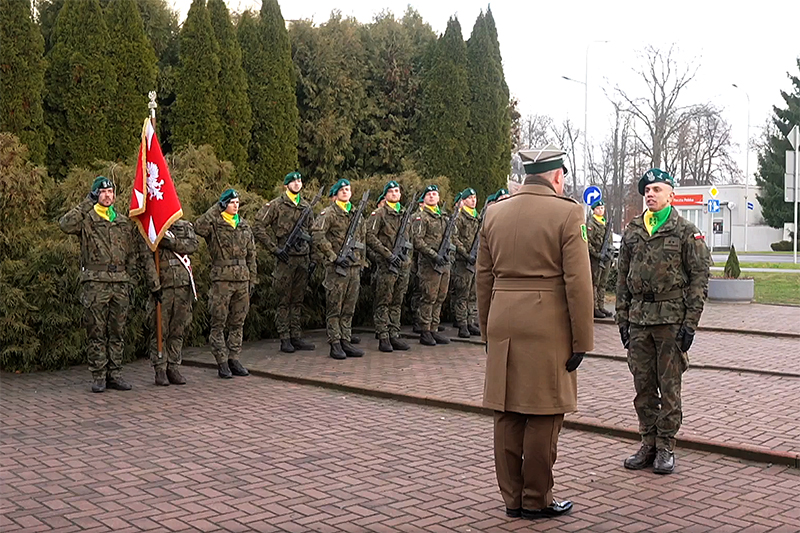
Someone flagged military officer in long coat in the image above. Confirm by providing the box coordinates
[476,145,594,520]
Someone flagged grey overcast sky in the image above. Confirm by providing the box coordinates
[172,0,800,179]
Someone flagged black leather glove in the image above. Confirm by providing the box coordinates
[308,262,317,277]
[389,254,403,269]
[152,289,162,304]
[334,256,351,269]
[435,255,448,267]
[619,325,630,349]
[566,352,584,372]
[274,248,290,263]
[676,325,695,352]
[87,190,100,204]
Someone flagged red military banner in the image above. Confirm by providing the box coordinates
[130,118,183,251]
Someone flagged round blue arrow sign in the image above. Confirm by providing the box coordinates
[583,186,602,206]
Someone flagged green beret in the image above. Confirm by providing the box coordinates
[497,188,508,197]
[638,168,675,195]
[377,180,400,203]
[219,188,239,207]
[453,190,463,205]
[329,178,350,197]
[590,199,604,209]
[284,171,302,185]
[486,192,497,203]
[91,176,114,192]
[461,187,476,199]
[419,184,438,202]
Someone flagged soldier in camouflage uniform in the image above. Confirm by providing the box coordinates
[59,176,161,393]
[411,185,452,346]
[195,189,257,379]
[312,179,367,360]
[254,172,316,354]
[149,219,198,386]
[586,199,613,318]
[451,188,482,338]
[367,180,413,353]
[616,168,710,475]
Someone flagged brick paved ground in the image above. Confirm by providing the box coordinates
[180,323,800,457]
[2,361,799,533]
[697,303,800,336]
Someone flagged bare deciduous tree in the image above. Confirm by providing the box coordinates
[551,118,581,198]
[668,104,739,185]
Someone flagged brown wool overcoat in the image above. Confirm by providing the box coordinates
[476,181,594,415]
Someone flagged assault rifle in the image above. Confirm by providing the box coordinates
[335,190,371,276]
[433,209,459,274]
[276,185,325,262]
[599,217,613,265]
[466,199,490,274]
[387,190,417,275]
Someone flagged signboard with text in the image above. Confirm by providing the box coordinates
[673,194,705,206]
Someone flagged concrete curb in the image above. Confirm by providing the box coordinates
[183,359,800,469]
[591,319,800,339]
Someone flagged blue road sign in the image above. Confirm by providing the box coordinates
[747,202,754,210]
[583,186,602,206]
[708,199,721,213]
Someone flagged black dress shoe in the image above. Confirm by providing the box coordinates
[280,338,296,353]
[505,508,521,518]
[106,377,132,390]
[291,337,316,351]
[228,359,250,376]
[521,500,573,519]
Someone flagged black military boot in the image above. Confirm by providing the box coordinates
[412,323,422,334]
[593,309,607,319]
[468,323,481,336]
[378,338,393,353]
[432,331,450,344]
[228,359,249,376]
[350,335,361,344]
[437,325,446,332]
[653,448,675,474]
[330,341,347,360]
[218,361,233,379]
[457,325,470,338]
[106,376,132,391]
[280,338,296,353]
[623,444,656,470]
[166,366,186,385]
[154,368,169,386]
[390,337,410,351]
[91,375,106,393]
[420,331,436,346]
[452,321,459,329]
[341,340,364,357]
[290,337,315,351]
[602,309,613,318]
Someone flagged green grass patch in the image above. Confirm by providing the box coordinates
[749,272,800,305]
[738,262,800,270]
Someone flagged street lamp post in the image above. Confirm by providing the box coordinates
[561,75,587,187]
[732,84,751,251]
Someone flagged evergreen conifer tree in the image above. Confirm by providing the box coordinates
[105,0,158,160]
[756,58,800,229]
[208,0,252,176]
[466,8,511,194]
[239,1,298,193]
[172,0,223,152]
[0,0,49,164]
[416,17,470,191]
[44,0,116,178]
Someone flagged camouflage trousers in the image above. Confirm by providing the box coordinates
[373,263,411,340]
[627,323,684,450]
[410,260,422,326]
[417,260,450,331]
[273,255,309,339]
[451,261,477,326]
[81,281,129,380]
[148,285,194,369]
[590,258,610,312]
[323,264,360,343]
[208,280,250,364]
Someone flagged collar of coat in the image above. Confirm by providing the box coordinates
[630,205,679,236]
[522,175,558,193]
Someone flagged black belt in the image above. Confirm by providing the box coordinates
[83,263,124,272]
[633,289,683,303]
[213,259,246,266]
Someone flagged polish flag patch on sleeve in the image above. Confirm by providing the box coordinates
[693,233,705,240]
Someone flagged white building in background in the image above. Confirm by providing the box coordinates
[672,184,784,252]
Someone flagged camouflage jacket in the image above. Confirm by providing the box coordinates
[586,215,607,260]
[157,220,199,289]
[194,204,257,282]
[59,197,160,290]
[253,193,313,256]
[616,208,710,329]
[452,208,480,263]
[366,203,413,267]
[411,206,450,267]
[312,202,367,266]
